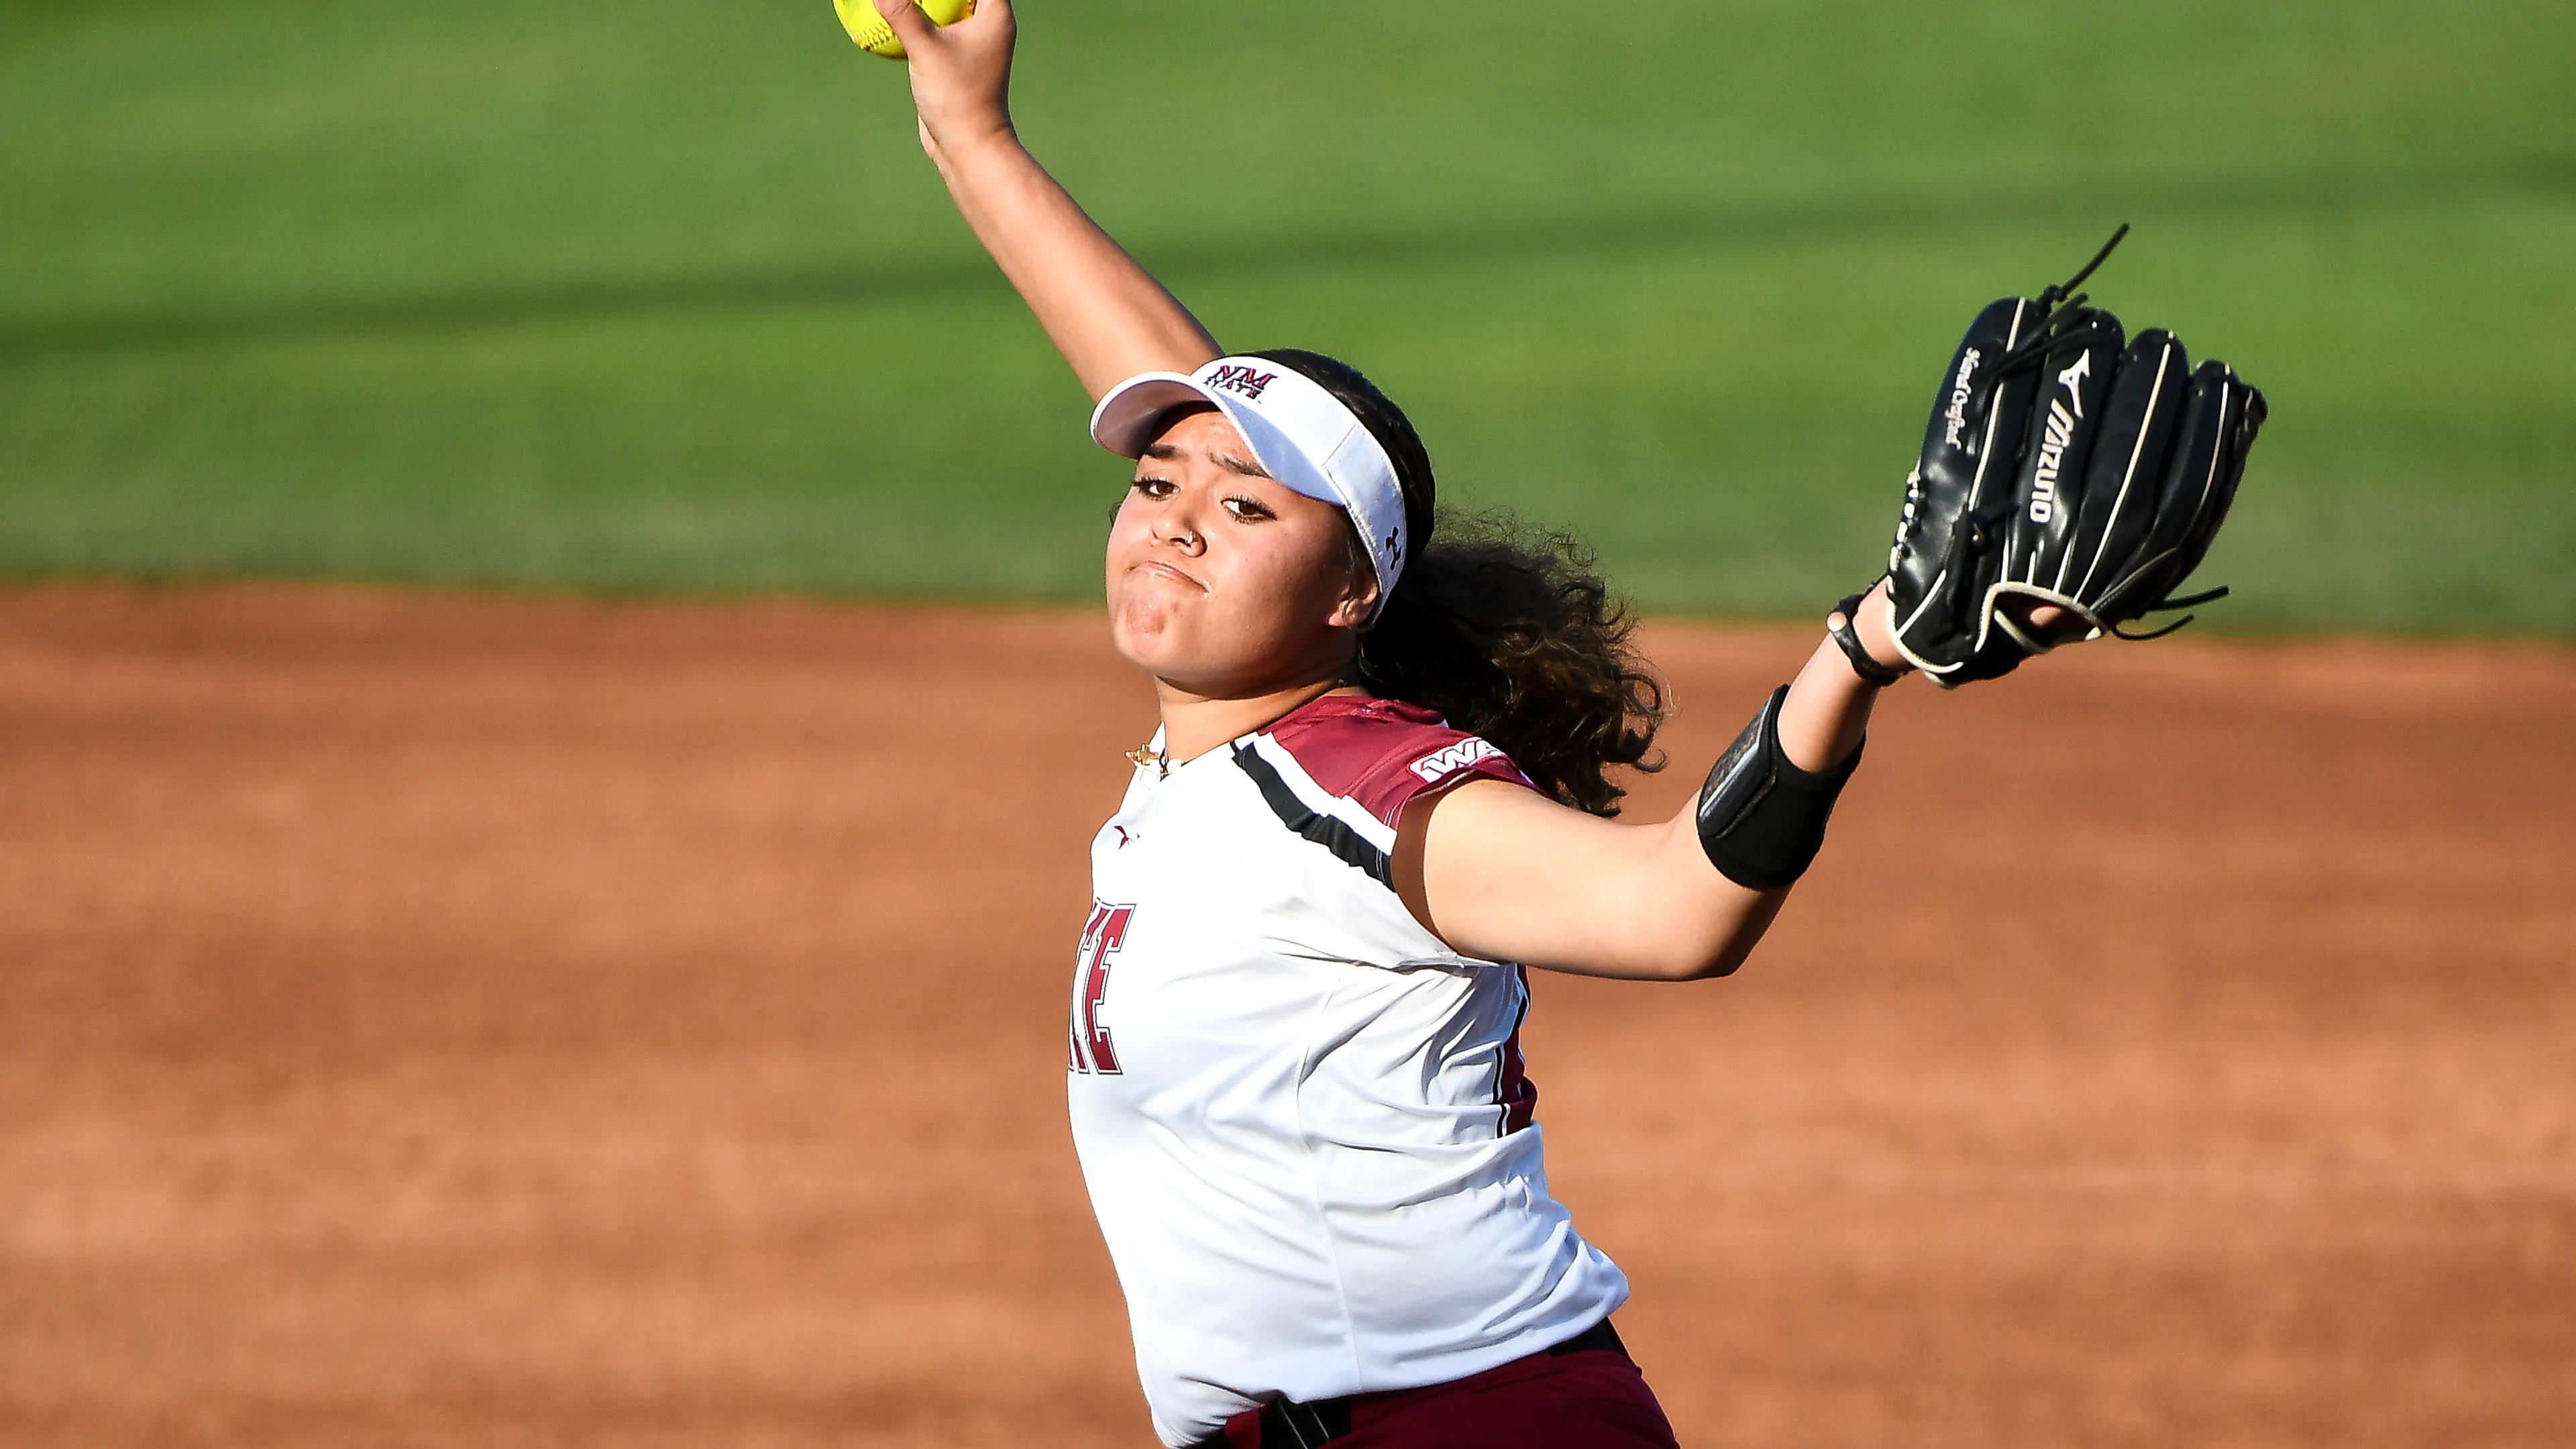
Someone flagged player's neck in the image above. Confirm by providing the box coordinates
[1152,675,1362,764]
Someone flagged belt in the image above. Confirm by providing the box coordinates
[1204,1318,1628,1449]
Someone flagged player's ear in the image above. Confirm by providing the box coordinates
[1321,513,1382,630]
[1327,571,1381,631]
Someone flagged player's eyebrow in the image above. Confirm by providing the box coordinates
[1138,441,1274,480]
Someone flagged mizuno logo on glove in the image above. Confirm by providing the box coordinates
[1876,225,2269,687]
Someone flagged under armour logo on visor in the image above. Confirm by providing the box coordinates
[1205,364,1276,400]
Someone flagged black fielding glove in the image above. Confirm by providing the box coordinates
[1884,229,2268,686]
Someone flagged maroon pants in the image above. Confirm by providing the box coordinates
[1215,1343,1681,1449]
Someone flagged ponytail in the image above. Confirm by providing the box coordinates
[1247,350,1667,816]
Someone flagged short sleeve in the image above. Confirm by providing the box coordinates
[1264,698,1538,832]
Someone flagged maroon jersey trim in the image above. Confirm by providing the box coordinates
[1263,694,1536,830]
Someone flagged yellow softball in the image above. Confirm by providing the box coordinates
[834,0,974,60]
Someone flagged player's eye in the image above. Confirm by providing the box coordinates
[1222,495,1275,521]
[1130,477,1177,500]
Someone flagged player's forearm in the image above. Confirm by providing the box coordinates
[1774,638,1878,771]
[1627,598,1903,978]
[1421,601,1900,981]
[1776,578,1904,771]
[930,130,1221,399]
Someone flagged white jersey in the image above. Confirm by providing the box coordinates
[1066,693,1629,1448]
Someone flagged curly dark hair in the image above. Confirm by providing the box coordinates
[1246,349,1666,816]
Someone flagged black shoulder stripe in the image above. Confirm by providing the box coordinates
[1231,743,1393,887]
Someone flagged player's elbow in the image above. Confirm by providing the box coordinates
[1664,937,1754,981]
[1700,939,1758,979]
[1618,926,1759,982]
[1648,892,1785,981]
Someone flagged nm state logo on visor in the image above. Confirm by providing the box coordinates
[1409,737,1501,784]
[1205,364,1276,400]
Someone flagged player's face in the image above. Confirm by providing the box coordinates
[1105,409,1379,698]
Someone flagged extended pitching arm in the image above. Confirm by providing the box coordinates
[871,0,1221,398]
[1393,581,1905,983]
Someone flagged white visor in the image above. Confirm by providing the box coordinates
[1090,356,1408,619]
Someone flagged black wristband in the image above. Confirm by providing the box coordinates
[1695,685,1864,890]
[1830,591,1910,688]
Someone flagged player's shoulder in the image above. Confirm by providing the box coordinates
[1258,694,1536,830]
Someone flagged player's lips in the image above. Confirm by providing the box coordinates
[1127,559,1208,593]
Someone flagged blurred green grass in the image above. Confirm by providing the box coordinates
[3,0,2571,631]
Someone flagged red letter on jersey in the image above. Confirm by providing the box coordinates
[1068,902,1134,1075]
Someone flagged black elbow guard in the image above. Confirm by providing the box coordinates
[1694,685,1864,890]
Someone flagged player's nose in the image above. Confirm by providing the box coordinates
[1148,494,1208,553]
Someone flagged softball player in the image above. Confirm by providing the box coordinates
[865,3,2167,1444]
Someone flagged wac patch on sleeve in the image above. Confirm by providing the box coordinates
[1409,737,1501,784]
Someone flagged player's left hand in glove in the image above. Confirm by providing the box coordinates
[1876,228,2269,686]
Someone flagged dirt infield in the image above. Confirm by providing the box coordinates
[3,584,2571,1449]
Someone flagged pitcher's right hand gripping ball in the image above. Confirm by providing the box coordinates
[1884,227,2267,686]
[835,0,973,58]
